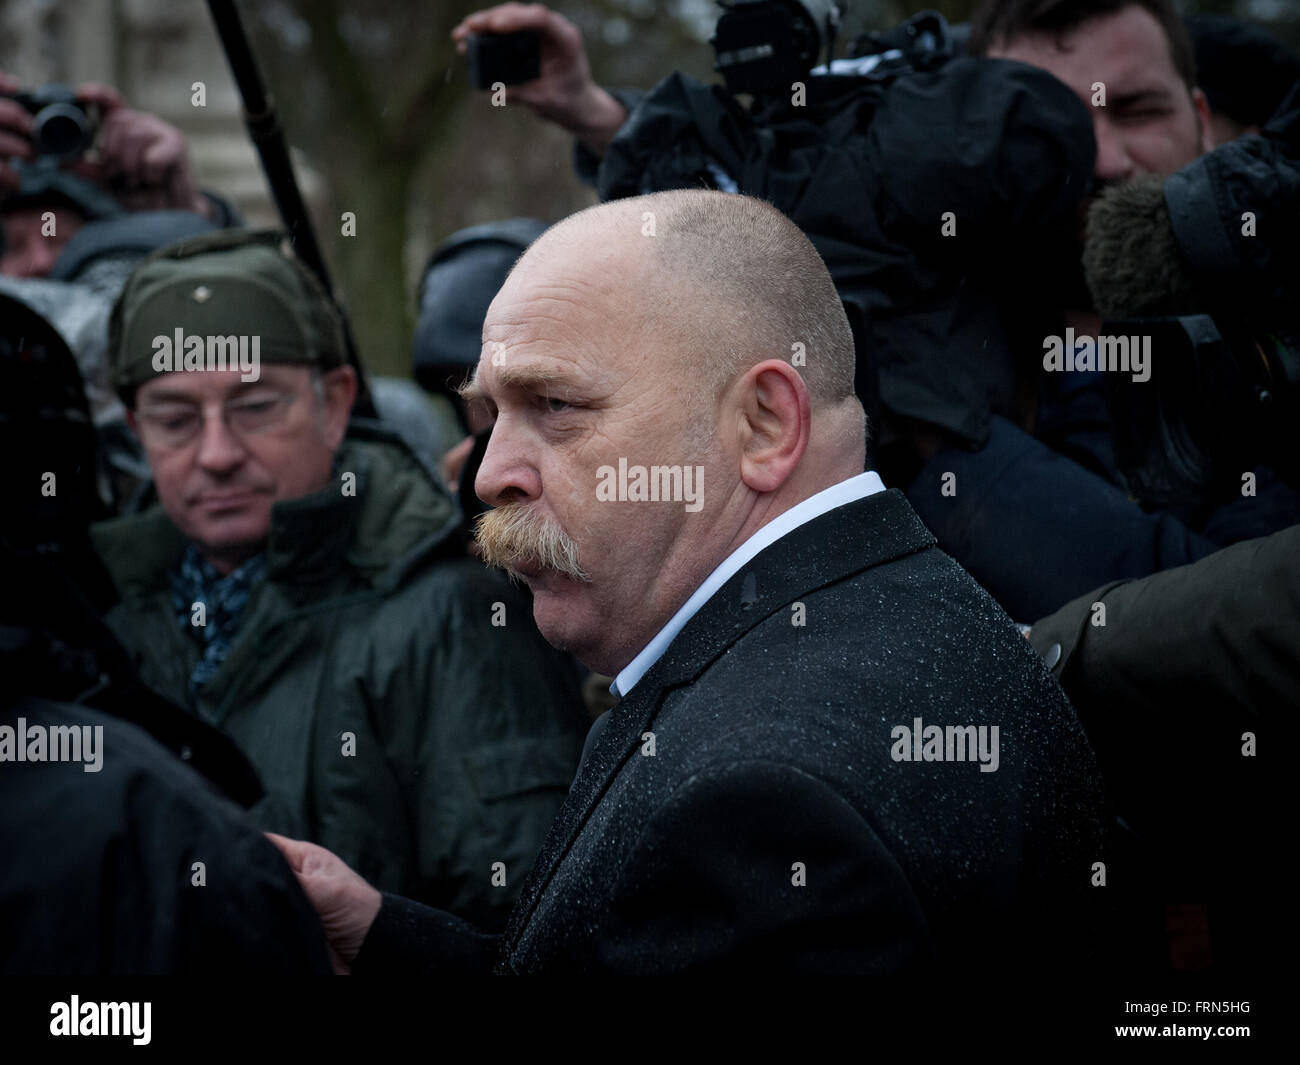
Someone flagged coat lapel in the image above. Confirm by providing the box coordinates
[504,489,936,949]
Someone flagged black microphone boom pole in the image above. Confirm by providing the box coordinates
[205,0,375,415]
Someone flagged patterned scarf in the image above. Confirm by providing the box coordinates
[169,544,267,699]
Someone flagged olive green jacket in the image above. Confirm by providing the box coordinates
[91,422,587,931]
[1029,523,1300,718]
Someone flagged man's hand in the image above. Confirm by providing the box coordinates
[266,833,383,975]
[452,3,627,155]
[69,82,210,216]
[0,73,35,197]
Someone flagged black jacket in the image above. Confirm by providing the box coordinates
[353,490,1105,975]
[0,697,331,974]
[0,550,330,974]
[589,59,1096,447]
[906,415,1227,621]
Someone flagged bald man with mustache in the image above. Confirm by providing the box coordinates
[273,190,1105,976]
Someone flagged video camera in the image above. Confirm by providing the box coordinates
[1,84,99,161]
[710,4,955,95]
[847,9,953,71]
[710,0,841,96]
[1103,314,1300,508]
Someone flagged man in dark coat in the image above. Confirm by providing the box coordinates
[272,190,1105,976]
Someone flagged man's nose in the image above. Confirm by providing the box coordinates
[1092,114,1135,184]
[474,418,541,507]
[194,410,248,473]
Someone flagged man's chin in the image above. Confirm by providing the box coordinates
[529,579,594,652]
[184,514,271,561]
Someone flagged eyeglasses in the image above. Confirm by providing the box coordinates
[135,391,301,450]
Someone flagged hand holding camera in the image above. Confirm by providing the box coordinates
[0,72,208,217]
[451,3,627,155]
[0,72,37,195]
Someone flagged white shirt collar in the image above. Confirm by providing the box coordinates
[611,471,886,698]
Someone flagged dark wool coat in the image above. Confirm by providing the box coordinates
[354,490,1105,975]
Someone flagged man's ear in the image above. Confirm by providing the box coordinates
[321,366,357,448]
[734,359,810,494]
[1191,87,1214,155]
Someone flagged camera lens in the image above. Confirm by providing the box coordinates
[33,103,92,159]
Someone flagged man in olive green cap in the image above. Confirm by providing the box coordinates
[93,228,588,930]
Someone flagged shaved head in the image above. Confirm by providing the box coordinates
[527,190,857,407]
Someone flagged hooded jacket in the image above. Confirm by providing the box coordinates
[90,421,588,931]
[1,697,333,975]
[0,548,329,974]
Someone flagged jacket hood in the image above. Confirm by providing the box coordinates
[91,418,463,600]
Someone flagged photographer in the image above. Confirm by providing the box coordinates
[1,73,235,278]
[451,4,630,162]
[1,73,245,510]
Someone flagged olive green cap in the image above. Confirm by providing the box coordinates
[108,228,346,401]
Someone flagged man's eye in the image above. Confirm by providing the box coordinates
[546,396,572,413]
[1116,108,1166,121]
[157,412,197,431]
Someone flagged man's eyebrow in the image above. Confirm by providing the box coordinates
[136,390,200,407]
[138,379,283,407]
[1107,87,1173,108]
[229,378,286,395]
[458,364,572,404]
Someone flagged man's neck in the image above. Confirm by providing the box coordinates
[607,468,883,694]
[202,545,264,577]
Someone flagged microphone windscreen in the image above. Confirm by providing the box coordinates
[1082,174,1200,319]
